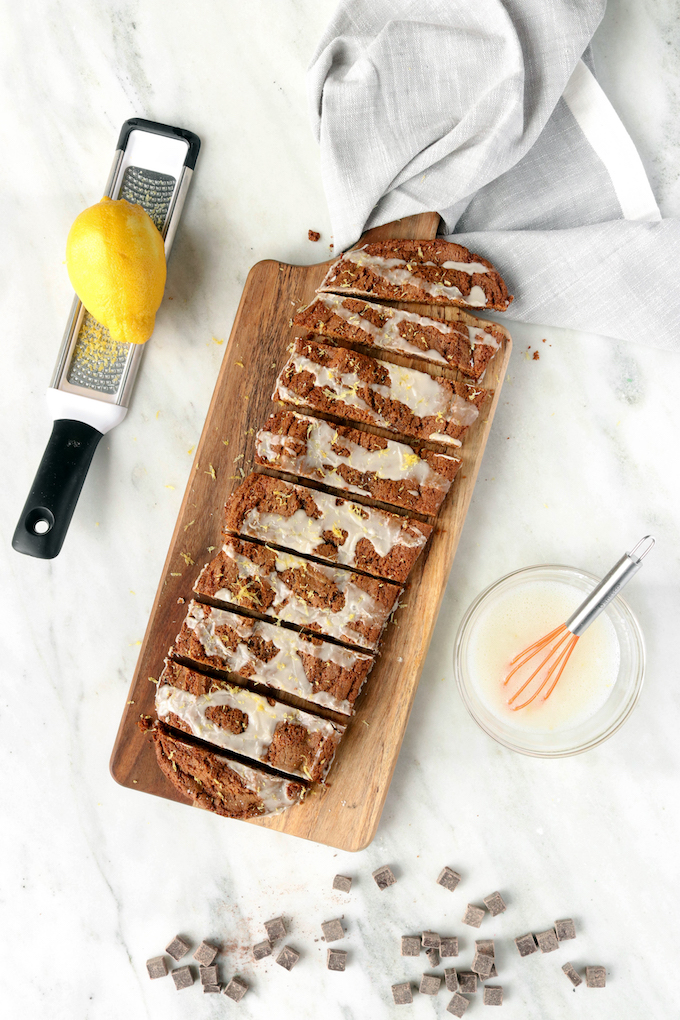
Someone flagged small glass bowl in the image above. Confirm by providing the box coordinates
[453,565,645,757]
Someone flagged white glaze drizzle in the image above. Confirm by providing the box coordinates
[212,541,392,649]
[156,682,341,781]
[183,601,371,714]
[335,248,489,306]
[256,412,457,499]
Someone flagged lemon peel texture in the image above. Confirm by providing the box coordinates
[66,196,166,345]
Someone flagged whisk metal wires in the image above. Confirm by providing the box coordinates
[504,536,655,711]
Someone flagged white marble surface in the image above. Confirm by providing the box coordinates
[1,2,679,1017]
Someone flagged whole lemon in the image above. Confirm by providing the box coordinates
[66,196,167,345]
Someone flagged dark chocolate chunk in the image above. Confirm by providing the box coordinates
[536,929,559,954]
[440,936,459,957]
[171,966,193,990]
[562,962,582,987]
[420,973,441,995]
[471,952,493,979]
[422,930,441,948]
[203,984,221,994]
[200,964,218,986]
[475,939,495,957]
[333,874,352,893]
[327,948,347,972]
[437,866,462,892]
[458,972,478,994]
[165,935,191,961]
[276,945,300,971]
[146,956,168,979]
[555,918,576,941]
[392,982,413,1005]
[462,904,485,928]
[224,975,248,1001]
[401,936,421,956]
[264,916,287,942]
[194,940,218,966]
[253,939,273,961]
[514,932,538,957]
[322,918,345,943]
[585,966,606,988]
[426,947,440,969]
[483,891,506,916]
[372,865,396,890]
[483,986,503,1005]
[447,991,470,1016]
[487,962,498,978]
[444,968,459,992]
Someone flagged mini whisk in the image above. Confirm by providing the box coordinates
[504,536,655,710]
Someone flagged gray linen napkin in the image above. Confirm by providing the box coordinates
[309,0,679,350]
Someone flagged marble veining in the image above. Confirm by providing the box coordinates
[1,2,679,1018]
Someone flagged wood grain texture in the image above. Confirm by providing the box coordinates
[110,213,511,850]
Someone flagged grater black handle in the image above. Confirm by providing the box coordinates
[12,419,103,559]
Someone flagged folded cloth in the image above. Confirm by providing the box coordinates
[309,1,680,350]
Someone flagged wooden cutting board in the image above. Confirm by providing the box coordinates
[110,212,511,850]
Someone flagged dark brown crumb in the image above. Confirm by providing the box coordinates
[308,230,321,242]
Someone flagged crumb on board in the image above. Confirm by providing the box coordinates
[308,229,321,242]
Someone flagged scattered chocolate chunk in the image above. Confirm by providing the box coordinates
[462,904,485,928]
[194,941,218,966]
[447,991,470,1016]
[562,962,582,987]
[445,968,459,992]
[327,948,347,972]
[426,947,440,969]
[165,935,191,961]
[483,891,506,916]
[373,865,396,890]
[308,230,321,242]
[322,918,345,943]
[487,963,499,978]
[200,965,218,986]
[536,929,559,954]
[555,918,576,941]
[422,930,441,948]
[401,936,421,956]
[276,945,300,971]
[203,984,221,994]
[253,940,273,961]
[146,956,168,979]
[440,937,459,957]
[585,966,606,988]
[420,973,441,995]
[514,932,538,957]
[437,866,462,892]
[224,975,248,1001]
[472,952,493,979]
[171,966,194,990]
[392,982,413,1005]
[458,972,478,994]
[265,916,287,942]
[333,874,352,893]
[483,986,503,1005]
[475,939,495,957]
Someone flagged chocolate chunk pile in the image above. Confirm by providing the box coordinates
[513,918,606,990]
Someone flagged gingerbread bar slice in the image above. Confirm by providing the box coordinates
[222,473,431,583]
[255,410,460,515]
[294,294,508,380]
[171,601,373,716]
[144,719,306,819]
[195,537,401,652]
[274,338,485,447]
[318,239,512,311]
[156,663,344,783]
